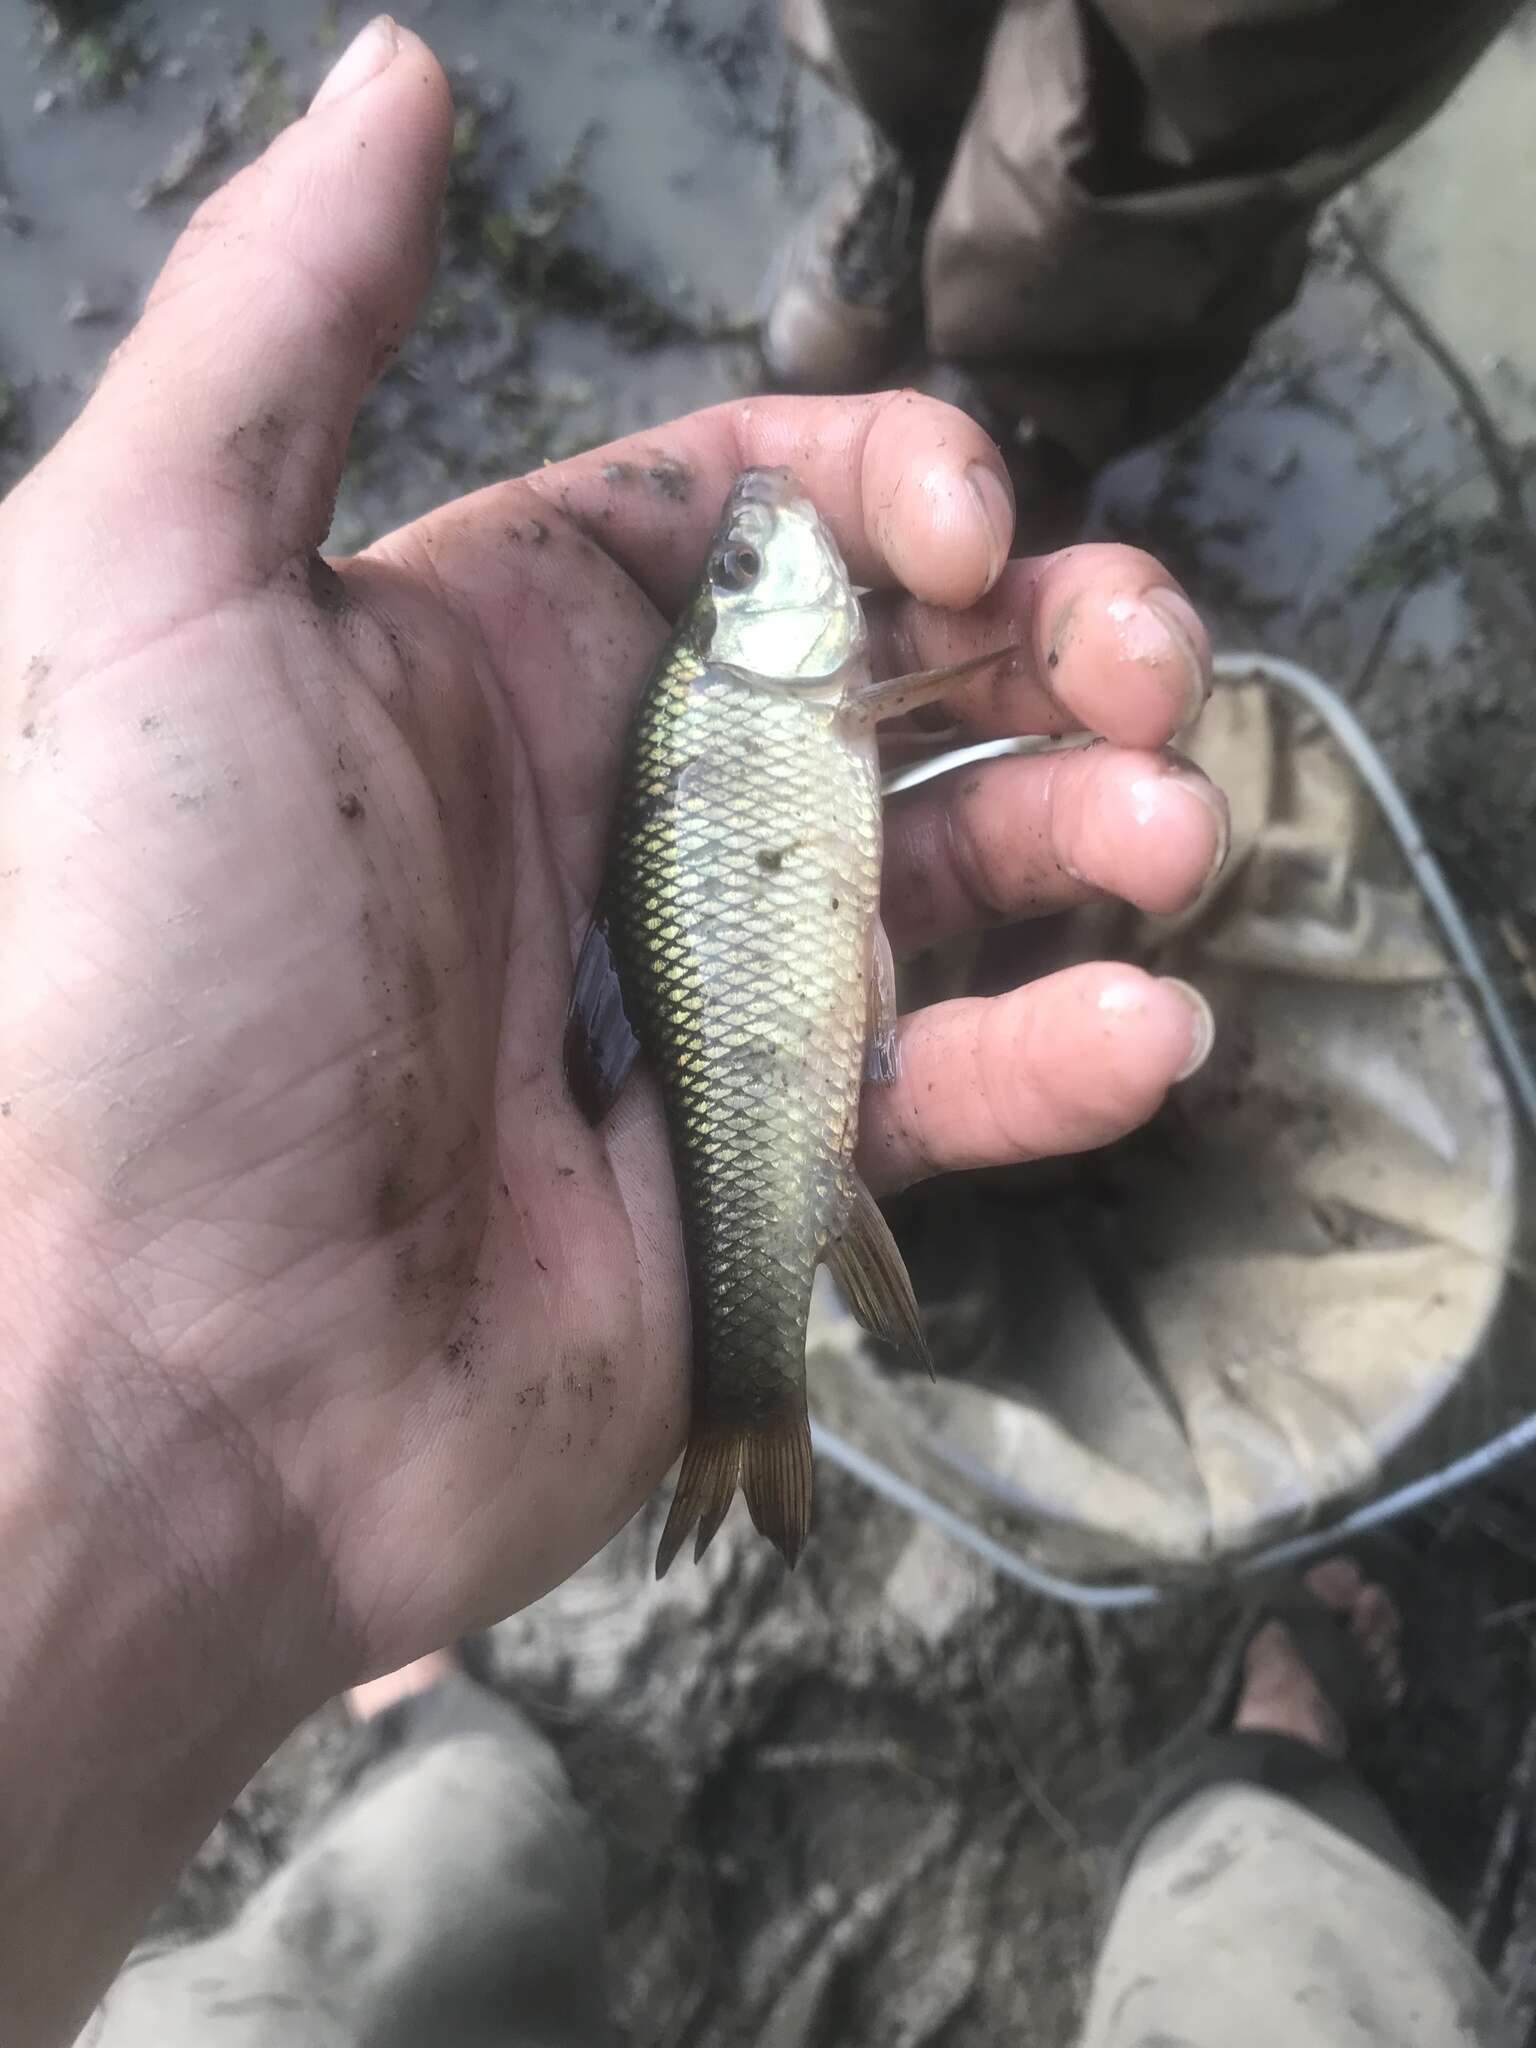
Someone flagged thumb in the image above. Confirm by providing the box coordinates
[59,17,452,584]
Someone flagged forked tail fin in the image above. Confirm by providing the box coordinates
[654,1405,813,1577]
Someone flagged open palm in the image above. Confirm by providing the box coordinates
[0,27,1223,1698]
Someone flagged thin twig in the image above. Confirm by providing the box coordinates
[975,1640,1091,1874]
[1350,583,1411,702]
[1470,1642,1536,1955]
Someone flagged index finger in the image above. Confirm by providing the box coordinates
[868,546,1213,750]
[523,390,1017,615]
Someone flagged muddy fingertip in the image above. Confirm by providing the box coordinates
[965,461,1015,594]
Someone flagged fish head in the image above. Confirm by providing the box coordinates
[689,468,866,692]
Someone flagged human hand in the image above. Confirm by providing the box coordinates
[0,26,1226,2031]
[0,23,1222,1733]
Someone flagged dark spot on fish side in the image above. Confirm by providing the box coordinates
[601,461,638,485]
[139,714,162,734]
[756,848,785,875]
[1047,647,1060,669]
[630,761,685,830]
[337,792,365,821]
[831,895,840,910]
[557,1165,576,1178]
[534,1256,548,1273]
[0,1101,10,1117]
[20,722,34,740]
[528,518,549,543]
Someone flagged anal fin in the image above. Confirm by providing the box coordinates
[864,916,900,1084]
[825,1175,933,1377]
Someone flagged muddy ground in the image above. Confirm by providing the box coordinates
[6,1,1536,2041]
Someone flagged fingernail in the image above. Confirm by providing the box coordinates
[965,462,1014,593]
[1142,586,1213,726]
[309,14,399,112]
[1161,978,1216,1081]
[1165,764,1231,883]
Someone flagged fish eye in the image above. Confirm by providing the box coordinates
[710,543,762,593]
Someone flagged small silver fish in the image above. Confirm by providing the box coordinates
[565,467,1004,1574]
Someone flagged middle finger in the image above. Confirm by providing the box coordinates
[881,741,1229,957]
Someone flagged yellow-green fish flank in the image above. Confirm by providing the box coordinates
[565,467,931,1574]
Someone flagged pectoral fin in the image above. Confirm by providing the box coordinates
[841,644,1021,730]
[864,917,900,1084]
[825,1176,932,1376]
[563,911,640,1126]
